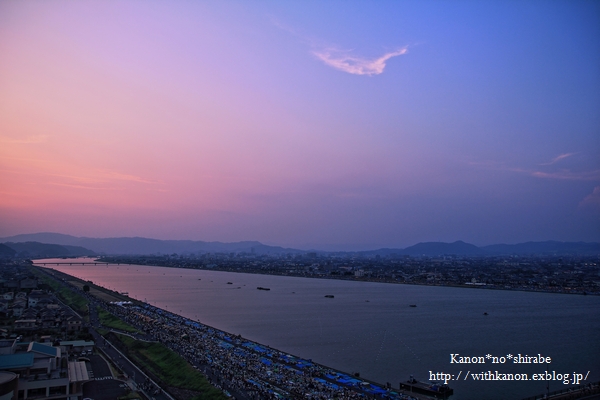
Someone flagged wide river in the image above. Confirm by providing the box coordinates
[36,258,599,400]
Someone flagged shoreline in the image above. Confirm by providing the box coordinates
[172,267,600,296]
[32,258,600,400]
[35,264,432,400]
[49,256,600,297]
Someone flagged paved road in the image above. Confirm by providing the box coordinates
[88,302,174,400]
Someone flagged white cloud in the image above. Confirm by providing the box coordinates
[312,47,408,76]
[540,152,577,165]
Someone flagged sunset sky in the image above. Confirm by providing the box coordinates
[1,1,599,250]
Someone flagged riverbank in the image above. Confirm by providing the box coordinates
[34,259,600,400]
[35,264,431,399]
[95,256,600,296]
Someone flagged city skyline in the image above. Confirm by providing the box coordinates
[1,1,599,250]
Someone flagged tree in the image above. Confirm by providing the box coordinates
[82,285,90,293]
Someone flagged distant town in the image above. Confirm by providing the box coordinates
[0,250,598,399]
[96,252,600,295]
[0,261,442,399]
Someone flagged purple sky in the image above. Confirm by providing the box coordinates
[1,1,598,250]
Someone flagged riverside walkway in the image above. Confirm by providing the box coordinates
[98,300,425,400]
[40,265,429,399]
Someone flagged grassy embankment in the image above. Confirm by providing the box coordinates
[97,307,141,334]
[116,333,226,400]
[30,266,89,317]
[31,265,224,399]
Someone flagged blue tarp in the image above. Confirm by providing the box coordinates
[315,378,340,390]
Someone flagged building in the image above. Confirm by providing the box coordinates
[0,342,90,400]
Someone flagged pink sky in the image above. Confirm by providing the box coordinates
[1,1,598,249]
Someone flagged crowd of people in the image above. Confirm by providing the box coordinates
[37,263,424,400]
[100,300,421,400]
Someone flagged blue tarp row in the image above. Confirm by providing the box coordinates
[370,384,387,394]
[260,358,272,365]
[246,378,271,392]
[246,379,259,386]
[339,376,361,384]
[242,342,268,353]
[296,361,313,367]
[314,378,340,390]
[282,365,303,375]
[219,341,233,349]
[254,347,268,353]
[364,386,387,395]
[280,357,297,364]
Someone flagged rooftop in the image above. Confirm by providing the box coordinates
[28,342,59,358]
[0,353,34,369]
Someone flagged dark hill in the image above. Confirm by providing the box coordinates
[3,242,96,258]
[1,233,598,256]
[400,241,485,256]
[0,233,294,255]
[0,243,16,258]
[482,241,600,256]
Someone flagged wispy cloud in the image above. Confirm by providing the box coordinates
[0,134,49,144]
[580,186,600,211]
[312,47,408,76]
[468,159,600,181]
[101,171,160,185]
[529,170,600,181]
[1,165,161,187]
[540,152,577,165]
[47,182,119,190]
[271,17,408,76]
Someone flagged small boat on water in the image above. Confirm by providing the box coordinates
[257,287,270,291]
[409,304,417,307]
[227,282,233,284]
[324,295,334,298]
[483,312,488,315]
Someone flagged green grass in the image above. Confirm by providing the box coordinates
[116,334,225,400]
[118,392,142,400]
[30,268,89,316]
[96,327,109,336]
[97,308,141,334]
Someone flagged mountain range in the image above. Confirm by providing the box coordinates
[1,233,599,257]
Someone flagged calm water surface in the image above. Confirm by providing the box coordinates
[36,258,600,400]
